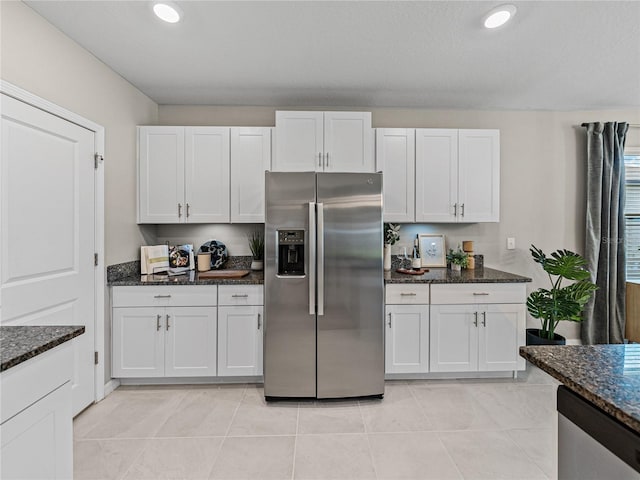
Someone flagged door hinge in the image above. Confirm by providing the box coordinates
[94,153,103,169]
[94,351,99,365]
[94,253,99,266]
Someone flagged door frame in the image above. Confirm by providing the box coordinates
[1,80,106,402]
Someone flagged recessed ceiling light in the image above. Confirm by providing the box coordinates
[483,4,517,29]
[153,2,182,24]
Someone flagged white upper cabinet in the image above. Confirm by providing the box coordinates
[139,126,230,223]
[185,127,230,223]
[458,129,500,223]
[415,128,499,223]
[376,128,416,222]
[230,127,271,223]
[273,111,374,172]
[138,126,185,223]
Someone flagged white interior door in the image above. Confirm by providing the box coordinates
[1,93,96,416]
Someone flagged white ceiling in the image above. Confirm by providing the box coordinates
[25,0,640,110]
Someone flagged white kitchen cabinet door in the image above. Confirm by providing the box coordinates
[138,126,185,223]
[217,306,263,376]
[324,112,374,172]
[458,129,500,222]
[415,129,458,222]
[478,304,525,371]
[273,111,323,171]
[230,127,271,222]
[429,304,479,372]
[0,382,72,480]
[384,305,429,374]
[112,307,164,377]
[164,307,217,377]
[185,127,230,223]
[376,129,415,222]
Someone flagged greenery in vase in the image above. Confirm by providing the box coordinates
[446,247,469,268]
[384,223,400,245]
[526,245,598,340]
[247,228,264,260]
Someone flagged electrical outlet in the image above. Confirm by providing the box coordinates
[507,237,516,250]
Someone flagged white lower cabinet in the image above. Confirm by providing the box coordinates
[112,286,218,378]
[1,343,74,480]
[384,304,429,373]
[112,306,217,377]
[429,284,526,373]
[111,285,264,380]
[384,284,430,374]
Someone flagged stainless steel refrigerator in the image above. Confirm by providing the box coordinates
[264,171,384,400]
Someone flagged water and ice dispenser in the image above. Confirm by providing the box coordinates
[277,230,305,276]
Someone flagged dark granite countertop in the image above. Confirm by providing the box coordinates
[1,325,85,372]
[385,266,531,284]
[109,270,264,286]
[520,344,640,434]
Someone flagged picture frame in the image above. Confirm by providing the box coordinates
[419,234,446,267]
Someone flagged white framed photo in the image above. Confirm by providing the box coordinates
[419,234,446,267]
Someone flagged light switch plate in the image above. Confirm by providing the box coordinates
[507,237,516,250]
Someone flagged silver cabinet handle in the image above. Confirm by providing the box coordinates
[257,313,261,330]
[186,203,190,218]
[318,152,322,167]
[156,314,162,332]
[166,314,170,331]
[473,312,478,327]
[178,203,182,218]
[232,294,249,298]
[325,152,329,167]
[481,311,486,327]
[317,202,325,316]
[154,294,172,298]
[453,203,458,217]
[400,292,417,296]
[309,202,316,315]
[473,293,490,296]
[388,313,392,328]
[461,203,465,217]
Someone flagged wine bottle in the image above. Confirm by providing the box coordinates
[412,235,421,269]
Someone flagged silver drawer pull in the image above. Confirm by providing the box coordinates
[400,292,417,296]
[232,294,249,298]
[473,293,490,296]
[154,294,172,298]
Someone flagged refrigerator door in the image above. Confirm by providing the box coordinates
[316,172,384,398]
[264,172,317,398]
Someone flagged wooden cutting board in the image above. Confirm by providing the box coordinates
[198,270,250,279]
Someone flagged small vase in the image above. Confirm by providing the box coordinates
[250,259,263,271]
[384,244,392,271]
[451,263,462,272]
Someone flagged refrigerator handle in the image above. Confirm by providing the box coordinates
[309,202,316,315]
[317,202,325,316]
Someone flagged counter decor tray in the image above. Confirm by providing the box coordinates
[197,270,250,279]
[396,268,429,275]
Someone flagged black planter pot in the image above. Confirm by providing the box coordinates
[526,328,566,346]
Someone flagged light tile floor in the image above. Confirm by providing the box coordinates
[74,367,558,480]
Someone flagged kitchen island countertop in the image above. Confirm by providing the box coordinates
[520,344,640,435]
[1,325,85,372]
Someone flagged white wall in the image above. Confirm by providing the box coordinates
[0,1,158,266]
[158,106,640,341]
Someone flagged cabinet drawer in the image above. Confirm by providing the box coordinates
[430,283,525,305]
[385,284,429,304]
[218,285,263,306]
[112,286,217,307]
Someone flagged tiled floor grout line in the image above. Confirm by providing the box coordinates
[291,402,300,480]
[434,432,466,480]
[358,399,380,480]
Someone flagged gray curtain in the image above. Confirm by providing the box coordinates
[582,122,628,344]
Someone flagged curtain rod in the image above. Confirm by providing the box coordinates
[581,123,640,127]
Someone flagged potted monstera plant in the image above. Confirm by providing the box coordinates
[526,245,597,345]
